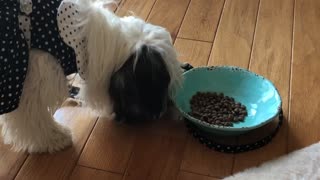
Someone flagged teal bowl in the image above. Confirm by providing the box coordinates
[174,66,282,136]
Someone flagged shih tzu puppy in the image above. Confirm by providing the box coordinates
[0,0,183,153]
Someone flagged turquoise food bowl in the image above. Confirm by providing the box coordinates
[174,66,282,136]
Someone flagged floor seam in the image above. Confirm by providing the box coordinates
[207,0,227,66]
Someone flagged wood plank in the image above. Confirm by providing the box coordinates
[123,133,186,180]
[289,0,320,151]
[177,171,219,180]
[208,0,259,68]
[180,135,234,178]
[128,107,188,140]
[15,107,97,180]
[79,109,187,176]
[0,140,27,180]
[178,0,225,42]
[147,0,190,40]
[174,38,212,66]
[70,166,122,180]
[232,0,294,172]
[78,118,135,174]
[104,0,122,12]
[116,0,156,19]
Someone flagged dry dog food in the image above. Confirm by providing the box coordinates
[188,92,248,127]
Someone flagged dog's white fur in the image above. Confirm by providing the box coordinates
[76,0,182,116]
[1,50,71,153]
[0,0,182,153]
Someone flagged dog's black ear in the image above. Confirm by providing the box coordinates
[109,45,171,122]
[109,53,139,121]
[134,45,171,115]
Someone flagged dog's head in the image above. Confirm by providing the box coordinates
[109,45,170,122]
[68,1,183,121]
[109,17,183,123]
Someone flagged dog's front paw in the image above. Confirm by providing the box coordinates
[39,124,73,153]
[28,124,73,153]
[3,122,73,153]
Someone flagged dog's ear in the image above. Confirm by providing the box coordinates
[109,53,138,121]
[109,45,171,122]
[134,45,171,114]
[134,45,171,94]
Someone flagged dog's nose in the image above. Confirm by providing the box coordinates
[181,62,194,72]
[152,111,165,120]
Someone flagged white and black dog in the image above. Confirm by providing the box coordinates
[0,0,185,153]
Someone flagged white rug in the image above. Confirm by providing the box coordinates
[224,142,320,180]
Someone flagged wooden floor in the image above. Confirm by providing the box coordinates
[1,0,320,179]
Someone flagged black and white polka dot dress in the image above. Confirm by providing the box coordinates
[0,0,86,115]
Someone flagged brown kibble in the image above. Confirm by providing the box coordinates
[189,92,248,126]
[226,122,233,126]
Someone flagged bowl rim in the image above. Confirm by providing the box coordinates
[175,65,283,132]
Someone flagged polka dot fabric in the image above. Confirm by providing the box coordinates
[30,0,77,75]
[57,1,88,79]
[0,0,79,115]
[18,14,31,47]
[0,1,29,114]
[18,0,32,47]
